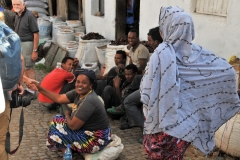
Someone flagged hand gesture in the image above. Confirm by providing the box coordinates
[115,64,125,74]
[113,76,121,88]
[24,76,39,91]
[73,58,79,67]
[30,80,41,91]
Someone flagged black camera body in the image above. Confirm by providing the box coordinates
[10,90,31,108]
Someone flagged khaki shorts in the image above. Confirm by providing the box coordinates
[0,100,10,160]
[21,41,35,70]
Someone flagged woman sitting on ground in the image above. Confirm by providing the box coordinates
[33,69,111,154]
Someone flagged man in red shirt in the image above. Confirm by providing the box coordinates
[38,57,75,110]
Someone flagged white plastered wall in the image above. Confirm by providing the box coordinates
[84,0,116,40]
[139,0,240,59]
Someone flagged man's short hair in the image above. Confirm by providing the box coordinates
[61,57,74,64]
[125,63,138,73]
[116,50,127,60]
[129,28,139,37]
[147,27,163,43]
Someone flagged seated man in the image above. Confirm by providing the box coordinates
[108,27,163,131]
[102,64,138,110]
[38,57,75,110]
[127,28,149,74]
[95,50,127,96]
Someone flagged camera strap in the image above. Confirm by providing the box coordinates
[5,106,24,155]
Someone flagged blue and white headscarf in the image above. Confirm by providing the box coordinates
[140,6,240,154]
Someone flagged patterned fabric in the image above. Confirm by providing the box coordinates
[143,132,190,160]
[46,115,111,153]
[140,6,240,154]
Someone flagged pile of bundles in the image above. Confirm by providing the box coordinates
[109,38,154,53]
[24,0,49,17]
[228,55,240,89]
[228,55,240,65]
[75,32,108,74]
[109,38,128,46]
[81,32,105,40]
[215,54,240,158]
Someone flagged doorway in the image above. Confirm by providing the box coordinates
[115,0,140,40]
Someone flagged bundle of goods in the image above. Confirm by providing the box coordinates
[140,41,154,53]
[81,32,105,40]
[74,32,85,42]
[25,0,49,17]
[66,20,85,34]
[65,41,78,58]
[66,20,82,28]
[228,55,240,89]
[56,29,75,48]
[37,17,51,39]
[215,112,240,157]
[104,37,128,75]
[109,38,128,46]
[49,15,62,23]
[95,45,107,66]
[52,21,67,42]
[228,55,240,65]
[75,32,108,66]
[81,62,99,73]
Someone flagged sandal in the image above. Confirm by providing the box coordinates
[138,138,143,144]
[107,106,125,115]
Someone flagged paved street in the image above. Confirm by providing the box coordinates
[7,69,238,160]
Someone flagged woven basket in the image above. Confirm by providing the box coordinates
[215,112,240,157]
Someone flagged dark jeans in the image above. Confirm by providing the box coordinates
[124,89,143,127]
[102,85,121,110]
[94,80,107,96]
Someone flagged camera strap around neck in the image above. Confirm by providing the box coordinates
[5,106,24,155]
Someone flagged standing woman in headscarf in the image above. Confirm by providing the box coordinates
[33,69,111,154]
[140,6,240,160]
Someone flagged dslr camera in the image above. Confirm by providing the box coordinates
[10,90,31,108]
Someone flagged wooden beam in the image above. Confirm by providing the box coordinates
[78,0,82,21]
[48,0,53,16]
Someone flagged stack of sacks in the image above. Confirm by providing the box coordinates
[24,0,49,17]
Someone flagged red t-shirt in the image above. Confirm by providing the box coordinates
[38,68,75,103]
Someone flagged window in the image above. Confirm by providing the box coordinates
[91,0,105,16]
[196,0,230,17]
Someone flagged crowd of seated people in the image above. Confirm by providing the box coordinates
[33,27,161,156]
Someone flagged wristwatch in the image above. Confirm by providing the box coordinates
[33,49,38,52]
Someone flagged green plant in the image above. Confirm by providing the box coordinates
[35,63,53,73]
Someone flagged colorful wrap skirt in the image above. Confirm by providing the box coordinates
[143,132,190,160]
[46,115,111,153]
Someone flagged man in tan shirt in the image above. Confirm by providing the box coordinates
[127,28,149,74]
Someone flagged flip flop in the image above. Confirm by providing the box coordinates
[107,106,125,115]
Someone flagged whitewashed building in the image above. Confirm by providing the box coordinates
[42,0,240,59]
[82,0,240,59]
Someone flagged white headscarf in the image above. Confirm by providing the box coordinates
[140,6,240,154]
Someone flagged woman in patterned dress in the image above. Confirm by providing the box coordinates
[34,69,111,154]
[140,6,240,159]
